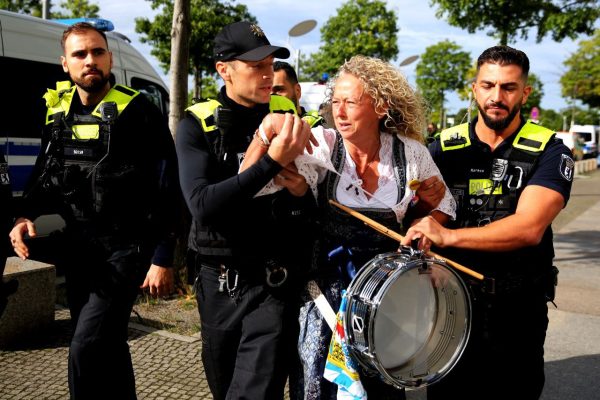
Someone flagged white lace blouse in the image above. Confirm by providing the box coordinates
[251,126,456,222]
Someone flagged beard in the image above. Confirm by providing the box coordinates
[70,69,109,93]
[477,100,521,131]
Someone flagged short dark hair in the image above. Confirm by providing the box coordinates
[273,61,299,85]
[477,45,530,79]
[61,22,108,52]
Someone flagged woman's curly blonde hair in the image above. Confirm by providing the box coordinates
[324,55,426,143]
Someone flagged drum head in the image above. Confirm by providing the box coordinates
[344,253,471,388]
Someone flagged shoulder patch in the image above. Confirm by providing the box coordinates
[0,162,10,185]
[559,154,574,181]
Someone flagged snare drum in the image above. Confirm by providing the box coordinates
[343,249,471,388]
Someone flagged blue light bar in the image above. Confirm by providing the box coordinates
[53,18,114,32]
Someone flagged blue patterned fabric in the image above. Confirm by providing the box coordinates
[297,279,344,400]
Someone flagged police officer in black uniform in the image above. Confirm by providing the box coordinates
[403,45,573,400]
[9,23,179,400]
[0,148,17,317]
[176,21,315,400]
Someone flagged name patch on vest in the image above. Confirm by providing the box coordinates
[469,179,503,195]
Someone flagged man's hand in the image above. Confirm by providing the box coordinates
[9,218,36,260]
[402,215,453,250]
[141,265,174,298]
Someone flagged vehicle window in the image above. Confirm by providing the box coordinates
[130,77,169,117]
[0,56,67,140]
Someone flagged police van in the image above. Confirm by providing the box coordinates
[0,10,169,196]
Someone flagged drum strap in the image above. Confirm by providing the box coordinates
[306,280,337,331]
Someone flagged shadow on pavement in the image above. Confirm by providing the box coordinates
[542,354,600,399]
[554,230,600,262]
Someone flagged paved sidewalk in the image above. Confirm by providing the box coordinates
[1,170,599,399]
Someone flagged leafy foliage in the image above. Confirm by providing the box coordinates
[430,0,600,45]
[135,0,255,98]
[302,0,398,80]
[538,108,566,131]
[522,73,544,116]
[53,0,99,18]
[0,0,99,18]
[416,40,471,116]
[560,29,600,108]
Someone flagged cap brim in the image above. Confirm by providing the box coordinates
[235,45,290,61]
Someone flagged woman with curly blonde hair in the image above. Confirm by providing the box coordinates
[241,55,455,399]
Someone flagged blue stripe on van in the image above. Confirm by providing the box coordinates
[7,142,41,156]
[8,165,33,193]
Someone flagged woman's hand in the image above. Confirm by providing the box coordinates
[274,164,309,197]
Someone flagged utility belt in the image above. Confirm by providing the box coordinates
[467,266,558,304]
[187,250,292,297]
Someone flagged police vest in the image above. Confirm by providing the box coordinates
[184,95,296,258]
[41,81,139,216]
[439,120,555,228]
[302,110,324,128]
[186,95,296,160]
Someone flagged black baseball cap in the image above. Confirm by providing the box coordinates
[214,21,290,62]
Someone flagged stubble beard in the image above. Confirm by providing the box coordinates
[71,70,109,93]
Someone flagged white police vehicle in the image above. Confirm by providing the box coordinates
[0,10,169,196]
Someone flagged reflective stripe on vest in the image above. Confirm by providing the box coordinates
[512,120,554,152]
[302,110,324,128]
[45,82,139,126]
[441,120,554,153]
[45,82,77,125]
[185,95,298,133]
[440,123,471,151]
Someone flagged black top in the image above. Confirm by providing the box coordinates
[429,117,573,276]
[0,148,12,269]
[176,87,316,271]
[21,88,180,267]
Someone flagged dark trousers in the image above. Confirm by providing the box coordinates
[64,243,147,400]
[427,286,549,400]
[196,265,300,400]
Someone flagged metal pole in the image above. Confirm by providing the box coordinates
[296,49,301,79]
[42,0,49,19]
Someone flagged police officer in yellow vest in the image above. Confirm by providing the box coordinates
[403,46,573,400]
[9,23,180,400]
[176,21,315,400]
[272,61,325,128]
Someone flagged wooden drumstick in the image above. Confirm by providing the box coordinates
[329,199,485,281]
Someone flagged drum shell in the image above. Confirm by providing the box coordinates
[343,251,471,388]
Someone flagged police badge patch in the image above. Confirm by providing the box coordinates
[0,162,10,185]
[250,24,265,37]
[559,154,574,181]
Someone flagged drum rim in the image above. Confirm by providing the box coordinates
[343,252,472,388]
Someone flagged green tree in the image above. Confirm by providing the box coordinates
[52,0,99,18]
[560,29,600,108]
[430,0,600,45]
[0,0,99,18]
[135,0,255,99]
[538,108,566,131]
[0,0,43,14]
[416,40,471,126]
[522,73,544,117]
[302,0,398,80]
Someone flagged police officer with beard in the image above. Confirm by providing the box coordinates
[403,45,573,400]
[9,23,180,400]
